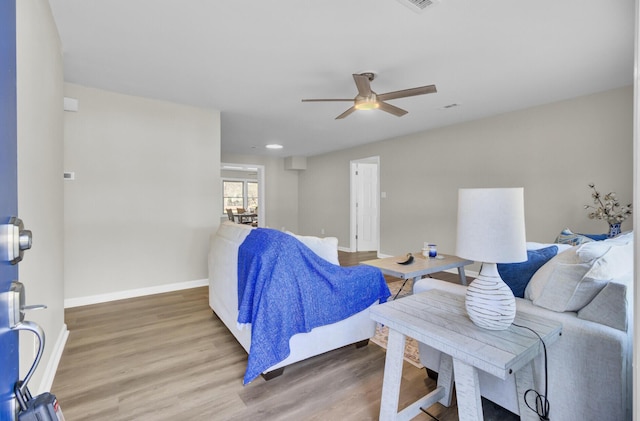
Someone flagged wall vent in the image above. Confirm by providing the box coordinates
[395,0,440,13]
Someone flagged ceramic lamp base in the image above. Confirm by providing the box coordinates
[465,263,516,330]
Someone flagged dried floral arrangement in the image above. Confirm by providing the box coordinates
[584,183,632,224]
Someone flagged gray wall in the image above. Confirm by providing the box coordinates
[63,84,221,300]
[299,87,634,257]
[221,153,300,233]
[16,0,65,393]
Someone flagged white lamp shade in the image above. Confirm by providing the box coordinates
[455,188,527,264]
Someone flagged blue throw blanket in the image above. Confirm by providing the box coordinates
[237,228,390,384]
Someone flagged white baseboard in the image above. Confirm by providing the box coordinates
[37,323,69,394]
[64,279,209,308]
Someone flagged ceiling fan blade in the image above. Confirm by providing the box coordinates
[378,101,408,117]
[335,106,357,119]
[302,98,353,102]
[377,84,437,102]
[352,74,373,97]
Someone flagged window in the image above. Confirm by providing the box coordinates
[247,182,258,210]
[223,179,259,213]
[223,181,244,212]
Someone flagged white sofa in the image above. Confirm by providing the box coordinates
[415,236,633,420]
[208,221,378,381]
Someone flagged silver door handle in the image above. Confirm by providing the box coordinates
[1,216,32,264]
[8,281,47,328]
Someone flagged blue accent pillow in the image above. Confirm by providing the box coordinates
[497,246,558,298]
[580,233,609,241]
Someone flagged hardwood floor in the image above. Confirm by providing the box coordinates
[51,252,476,420]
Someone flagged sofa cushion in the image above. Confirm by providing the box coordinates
[577,281,628,331]
[285,231,339,265]
[497,245,558,298]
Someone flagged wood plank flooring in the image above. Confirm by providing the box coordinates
[51,251,487,420]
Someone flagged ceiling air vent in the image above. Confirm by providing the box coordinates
[395,0,440,13]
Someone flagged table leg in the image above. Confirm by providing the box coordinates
[436,354,454,406]
[379,329,406,421]
[409,276,421,294]
[452,359,483,421]
[457,266,467,285]
[515,362,539,421]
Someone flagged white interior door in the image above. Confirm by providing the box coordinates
[351,160,379,252]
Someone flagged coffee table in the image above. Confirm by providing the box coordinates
[370,289,562,421]
[360,253,473,297]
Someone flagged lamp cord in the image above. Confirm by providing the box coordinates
[511,323,550,421]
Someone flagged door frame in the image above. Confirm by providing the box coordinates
[349,156,380,253]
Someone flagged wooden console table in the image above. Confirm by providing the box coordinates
[369,290,562,421]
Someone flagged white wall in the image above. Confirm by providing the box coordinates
[221,152,299,233]
[16,0,66,393]
[299,87,634,257]
[63,84,221,302]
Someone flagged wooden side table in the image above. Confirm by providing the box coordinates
[369,290,562,421]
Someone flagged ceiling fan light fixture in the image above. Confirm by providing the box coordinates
[302,72,436,119]
[354,95,380,111]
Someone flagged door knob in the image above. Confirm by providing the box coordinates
[1,216,32,264]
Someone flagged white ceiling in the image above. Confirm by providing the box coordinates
[48,0,635,158]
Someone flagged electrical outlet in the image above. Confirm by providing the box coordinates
[321,228,325,235]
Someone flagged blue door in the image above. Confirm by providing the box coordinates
[0,0,19,419]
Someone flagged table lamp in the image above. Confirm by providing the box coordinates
[456,188,527,330]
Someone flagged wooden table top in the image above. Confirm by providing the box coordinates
[360,253,473,279]
[369,289,562,379]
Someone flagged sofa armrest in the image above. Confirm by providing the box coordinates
[413,277,467,296]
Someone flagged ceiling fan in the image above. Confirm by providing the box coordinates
[302,72,437,119]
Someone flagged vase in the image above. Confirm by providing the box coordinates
[608,222,622,238]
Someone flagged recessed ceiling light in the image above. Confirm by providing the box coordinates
[396,0,440,14]
[265,144,283,149]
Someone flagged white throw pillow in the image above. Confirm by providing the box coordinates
[285,231,339,265]
[524,246,582,301]
[576,233,633,280]
[525,246,606,312]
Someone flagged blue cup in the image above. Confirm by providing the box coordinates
[428,244,437,258]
